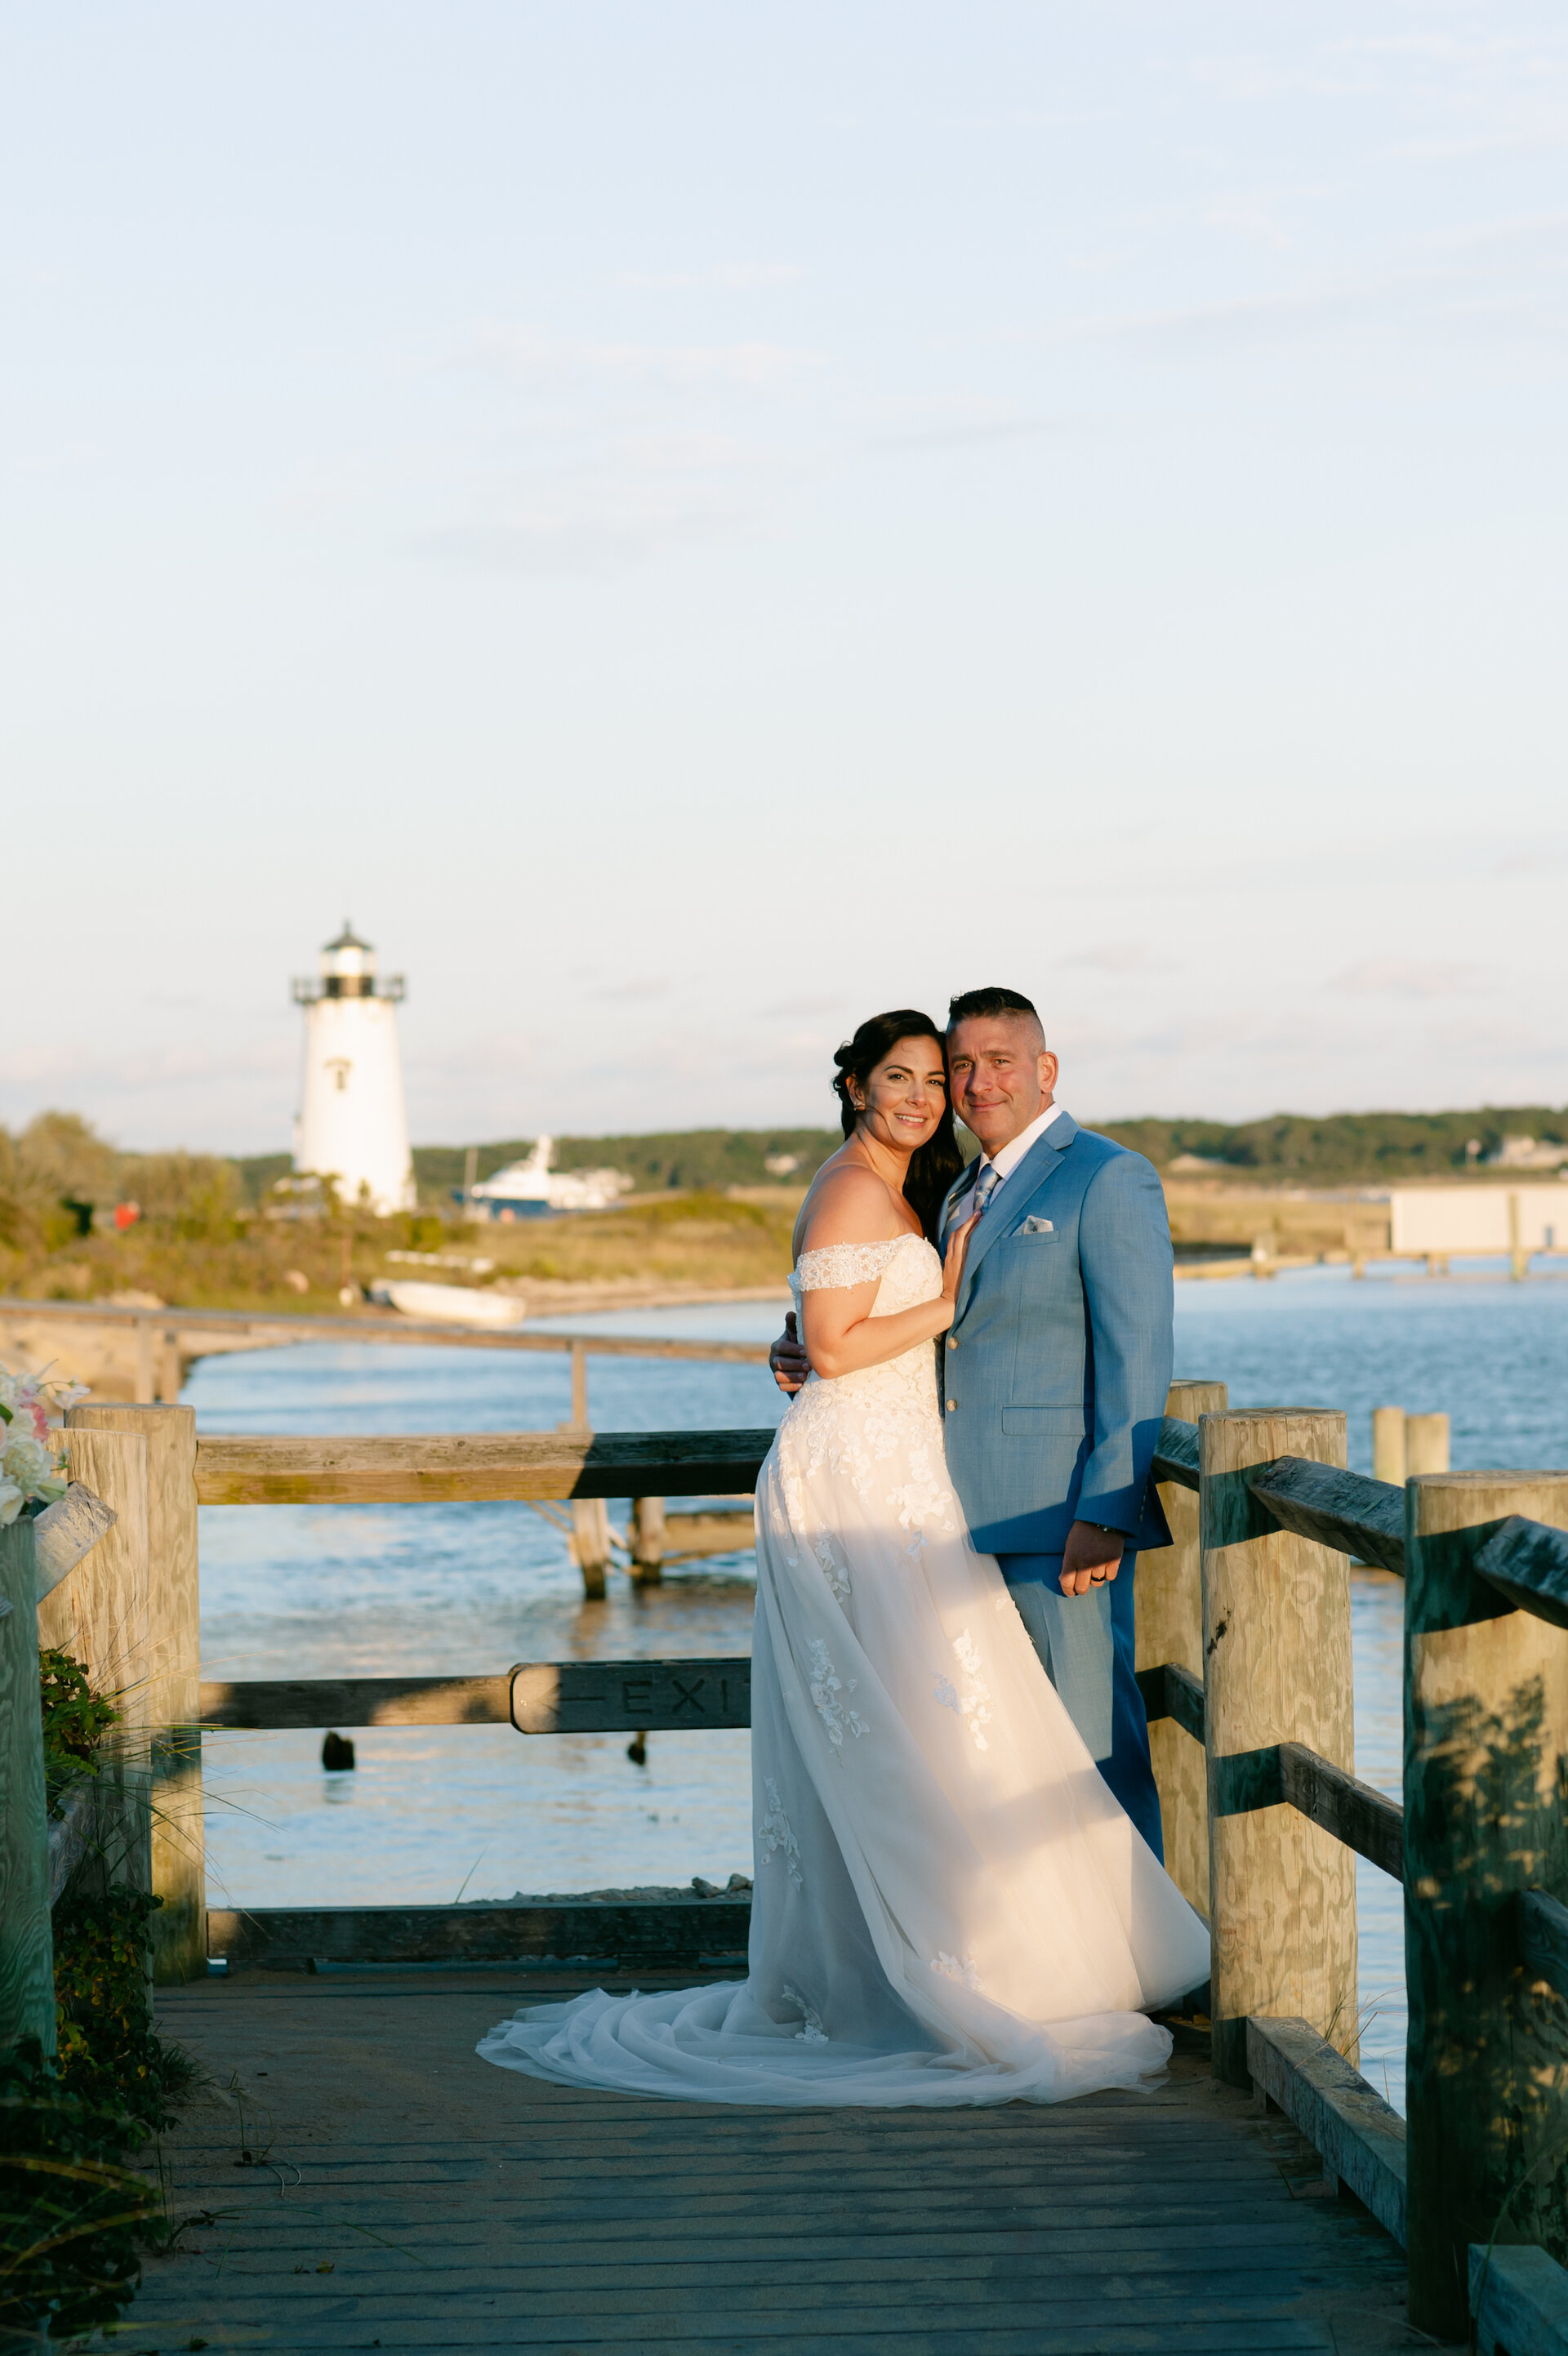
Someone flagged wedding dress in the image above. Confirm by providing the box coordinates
[479,1232,1209,2105]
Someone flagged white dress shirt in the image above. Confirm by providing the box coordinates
[951,1101,1068,1225]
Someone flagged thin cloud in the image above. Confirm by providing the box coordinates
[619,262,807,293]
[1331,960,1490,1000]
[476,328,817,394]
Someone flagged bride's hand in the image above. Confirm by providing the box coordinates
[941,1214,980,1308]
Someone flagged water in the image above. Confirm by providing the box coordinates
[186,1267,1568,2115]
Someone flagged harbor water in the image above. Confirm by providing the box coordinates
[189,1263,1568,2115]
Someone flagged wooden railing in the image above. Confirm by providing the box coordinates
[8,1387,1568,2346]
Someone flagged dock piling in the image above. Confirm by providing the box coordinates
[1200,1407,1357,2087]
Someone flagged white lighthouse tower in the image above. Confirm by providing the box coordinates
[292,924,416,1214]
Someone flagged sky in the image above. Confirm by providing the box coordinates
[3,2,1566,1152]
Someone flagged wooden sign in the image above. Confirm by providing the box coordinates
[510,1657,751,1734]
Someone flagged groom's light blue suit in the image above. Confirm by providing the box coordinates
[938,1111,1174,1856]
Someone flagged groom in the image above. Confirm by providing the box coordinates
[771,985,1174,1859]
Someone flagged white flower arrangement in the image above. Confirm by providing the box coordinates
[0,1362,87,1527]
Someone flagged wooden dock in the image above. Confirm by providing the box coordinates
[123,1964,1423,2354]
[13,1391,1568,2350]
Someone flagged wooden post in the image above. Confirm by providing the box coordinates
[1509,1190,1528,1281]
[1372,1406,1407,1488]
[134,1318,155,1405]
[37,1429,153,1895]
[1404,1412,1450,1478]
[67,1405,204,1982]
[1200,1408,1357,2087]
[569,1499,610,1601]
[629,1496,666,1587]
[570,1341,588,1432]
[1404,1469,1568,2340]
[1135,1378,1227,1915]
[0,1516,55,2056]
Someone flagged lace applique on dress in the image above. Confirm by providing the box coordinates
[933,1634,992,1751]
[792,1239,905,1293]
[931,1951,982,1992]
[781,1983,829,2043]
[812,1530,851,1606]
[807,1637,868,1758]
[758,1776,804,1890]
[951,1630,993,1752]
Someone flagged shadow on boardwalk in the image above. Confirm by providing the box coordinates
[103,1966,1445,2355]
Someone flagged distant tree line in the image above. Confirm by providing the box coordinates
[1096,1107,1568,1182]
[13,1103,1568,1249]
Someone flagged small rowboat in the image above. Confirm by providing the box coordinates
[368,1280,526,1327]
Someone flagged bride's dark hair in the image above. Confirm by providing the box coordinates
[831,1010,965,1243]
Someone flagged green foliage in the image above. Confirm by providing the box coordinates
[0,1650,196,2344]
[0,2039,154,2346]
[1100,1105,1568,1183]
[52,1883,177,2138]
[38,1650,119,1812]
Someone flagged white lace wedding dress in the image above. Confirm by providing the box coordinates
[479,1232,1209,2105]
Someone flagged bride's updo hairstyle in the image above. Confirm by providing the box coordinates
[831,1010,965,1244]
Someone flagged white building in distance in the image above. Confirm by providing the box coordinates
[292,924,416,1214]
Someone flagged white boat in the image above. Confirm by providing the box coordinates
[368,1280,526,1327]
[467,1136,630,1218]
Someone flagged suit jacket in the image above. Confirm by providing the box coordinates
[938,1111,1174,1557]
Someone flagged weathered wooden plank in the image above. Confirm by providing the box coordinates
[1476,1514,1568,1630]
[194,1426,776,1504]
[1244,1456,1405,1576]
[512,1658,752,1734]
[1405,1469,1568,2340]
[1278,1743,1403,1880]
[1202,1411,1357,2086]
[200,1674,513,1730]
[70,1404,206,1982]
[1138,1660,1205,1745]
[1139,1383,1225,1916]
[207,1895,752,1970]
[114,2314,1341,2353]
[1471,2241,1568,2356]
[0,1516,55,2054]
[1150,1414,1200,1491]
[31,1481,117,1600]
[1517,1887,1568,2002]
[1245,2016,1407,2247]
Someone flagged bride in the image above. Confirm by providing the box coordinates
[479,1009,1209,2105]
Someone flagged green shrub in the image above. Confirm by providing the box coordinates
[52,1882,176,2139]
[0,2039,154,2345]
[38,1649,118,1813]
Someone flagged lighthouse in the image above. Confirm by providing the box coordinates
[292,924,416,1214]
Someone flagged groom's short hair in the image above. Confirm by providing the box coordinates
[947,986,1044,1044]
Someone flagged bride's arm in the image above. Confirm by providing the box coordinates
[797,1174,975,1379]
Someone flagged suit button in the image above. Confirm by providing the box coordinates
[947,1337,957,1349]
[946,1398,957,1412]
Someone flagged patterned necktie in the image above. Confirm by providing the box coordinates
[971,1164,1002,1218]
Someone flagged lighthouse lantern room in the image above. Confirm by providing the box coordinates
[292,924,416,1214]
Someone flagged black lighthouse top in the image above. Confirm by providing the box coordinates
[291,923,406,1004]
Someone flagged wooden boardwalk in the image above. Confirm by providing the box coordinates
[107,1966,1440,2356]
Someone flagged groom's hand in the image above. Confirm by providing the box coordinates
[1059,1520,1125,1597]
[769,1312,810,1395]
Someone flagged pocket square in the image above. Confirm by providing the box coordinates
[1021,1216,1054,1234]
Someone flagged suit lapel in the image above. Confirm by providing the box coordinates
[956,1112,1080,1310]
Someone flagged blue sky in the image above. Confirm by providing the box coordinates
[4,3,1565,1151]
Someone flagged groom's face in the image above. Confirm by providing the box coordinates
[947,1015,1058,1153]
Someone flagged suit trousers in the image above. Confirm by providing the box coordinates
[996,1551,1164,1863]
